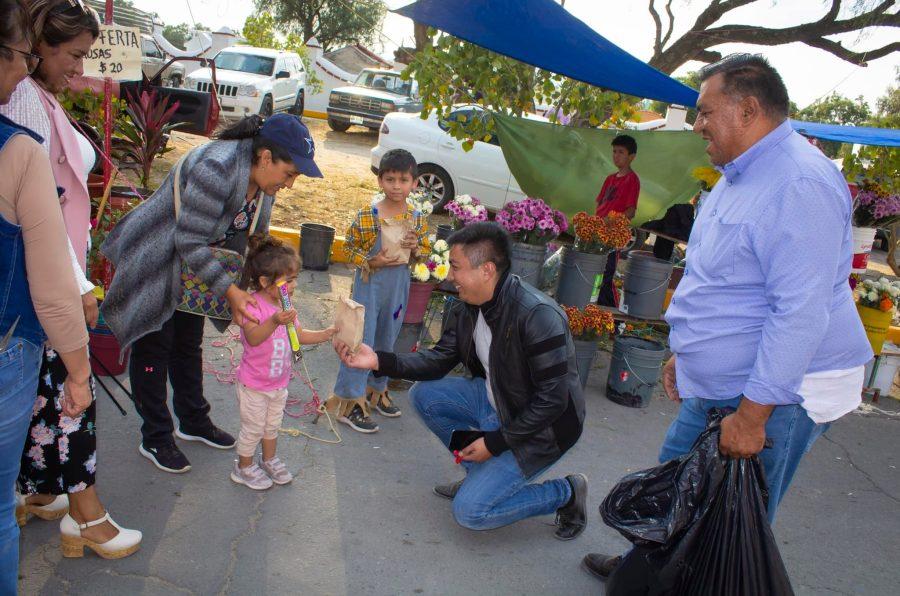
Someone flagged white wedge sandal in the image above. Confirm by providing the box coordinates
[15,493,69,526]
[59,512,142,559]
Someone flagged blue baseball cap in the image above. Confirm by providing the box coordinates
[259,114,323,178]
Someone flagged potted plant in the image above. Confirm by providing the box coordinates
[405,239,451,324]
[495,197,568,288]
[446,194,488,230]
[851,183,900,276]
[557,211,633,308]
[563,304,615,388]
[855,276,900,356]
[690,166,721,215]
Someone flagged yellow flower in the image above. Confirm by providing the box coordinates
[435,263,450,281]
[413,262,431,282]
[691,166,721,190]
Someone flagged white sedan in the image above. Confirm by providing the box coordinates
[370,106,540,211]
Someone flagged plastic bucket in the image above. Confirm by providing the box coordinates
[857,303,892,355]
[574,339,599,389]
[404,281,435,324]
[556,247,610,308]
[852,227,877,275]
[89,329,129,376]
[605,335,666,408]
[300,223,335,271]
[622,251,673,320]
[510,242,548,287]
[871,346,900,394]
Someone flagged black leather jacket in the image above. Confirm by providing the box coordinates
[376,274,585,476]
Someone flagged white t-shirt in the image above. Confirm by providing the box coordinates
[474,311,498,412]
[797,366,865,424]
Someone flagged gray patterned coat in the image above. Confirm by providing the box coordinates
[100,138,274,350]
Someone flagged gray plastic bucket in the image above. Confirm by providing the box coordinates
[556,247,610,308]
[300,223,335,271]
[622,251,673,319]
[606,336,666,408]
[510,242,548,287]
[574,339,599,389]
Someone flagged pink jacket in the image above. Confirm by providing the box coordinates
[34,83,91,272]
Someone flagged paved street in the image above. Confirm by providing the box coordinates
[18,266,900,595]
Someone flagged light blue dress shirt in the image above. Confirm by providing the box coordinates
[665,120,873,406]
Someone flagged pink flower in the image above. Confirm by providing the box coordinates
[85,452,97,475]
[27,445,46,470]
[59,435,70,464]
[30,422,55,447]
[68,482,88,493]
[32,396,48,418]
[59,415,83,435]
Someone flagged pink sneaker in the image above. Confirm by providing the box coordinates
[230,461,273,490]
[260,456,293,485]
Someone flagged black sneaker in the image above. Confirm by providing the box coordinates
[338,405,379,433]
[175,425,236,450]
[582,553,622,580]
[433,479,464,500]
[139,443,191,474]
[554,473,588,541]
[373,393,402,418]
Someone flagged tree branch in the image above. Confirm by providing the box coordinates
[649,0,664,58]
[661,0,675,48]
[804,38,900,66]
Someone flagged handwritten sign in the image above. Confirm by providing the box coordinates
[83,25,142,80]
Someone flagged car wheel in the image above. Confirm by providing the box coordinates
[290,91,305,116]
[417,164,455,211]
[327,118,351,132]
[260,96,274,118]
[167,74,182,88]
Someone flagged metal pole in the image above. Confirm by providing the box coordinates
[102,0,113,188]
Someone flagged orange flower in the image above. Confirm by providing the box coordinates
[880,297,893,312]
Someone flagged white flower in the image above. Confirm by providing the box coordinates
[863,279,875,288]
[434,239,449,253]
[890,287,900,298]
[455,194,472,206]
[412,262,431,282]
[868,291,879,302]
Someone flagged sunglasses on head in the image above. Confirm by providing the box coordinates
[52,0,89,15]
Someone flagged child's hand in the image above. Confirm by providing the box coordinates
[368,249,403,270]
[326,325,338,338]
[272,309,297,326]
[400,230,418,250]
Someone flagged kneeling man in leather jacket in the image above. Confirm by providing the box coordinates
[336,223,588,540]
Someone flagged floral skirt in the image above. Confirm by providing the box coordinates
[17,347,97,495]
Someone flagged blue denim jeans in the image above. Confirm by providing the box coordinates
[659,396,829,524]
[409,376,572,530]
[0,337,41,594]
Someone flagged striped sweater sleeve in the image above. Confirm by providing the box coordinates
[173,156,234,297]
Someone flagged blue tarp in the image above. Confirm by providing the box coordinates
[395,0,699,106]
[791,120,900,147]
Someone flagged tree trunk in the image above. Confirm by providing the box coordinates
[414,22,428,51]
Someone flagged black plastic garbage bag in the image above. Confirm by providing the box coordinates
[600,409,794,596]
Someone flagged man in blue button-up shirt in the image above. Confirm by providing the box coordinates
[583,53,872,583]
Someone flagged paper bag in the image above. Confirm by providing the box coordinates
[380,218,413,263]
[335,297,365,352]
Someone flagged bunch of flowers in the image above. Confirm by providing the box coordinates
[412,239,451,283]
[446,194,489,229]
[855,277,900,314]
[563,304,615,341]
[691,166,722,192]
[571,211,632,254]
[495,197,568,246]
[853,182,900,228]
[406,189,434,216]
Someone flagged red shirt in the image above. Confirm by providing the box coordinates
[595,171,640,218]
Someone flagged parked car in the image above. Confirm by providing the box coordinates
[328,69,422,133]
[185,46,306,120]
[370,106,541,211]
[141,34,185,87]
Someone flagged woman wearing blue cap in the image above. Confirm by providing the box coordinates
[100,113,322,475]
